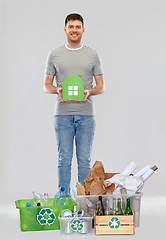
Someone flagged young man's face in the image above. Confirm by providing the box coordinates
[64,20,85,43]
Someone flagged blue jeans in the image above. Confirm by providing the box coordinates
[54,115,96,197]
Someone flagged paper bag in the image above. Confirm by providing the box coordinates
[83,161,116,195]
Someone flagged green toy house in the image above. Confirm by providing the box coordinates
[61,73,86,101]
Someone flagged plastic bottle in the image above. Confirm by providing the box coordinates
[125,198,132,215]
[44,193,50,206]
[26,202,35,207]
[32,191,48,206]
[53,187,66,205]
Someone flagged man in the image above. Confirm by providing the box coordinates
[44,13,105,197]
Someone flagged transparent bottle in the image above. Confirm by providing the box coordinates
[96,200,103,216]
[32,191,48,206]
[112,198,116,215]
[26,202,35,207]
[104,198,111,215]
[44,193,50,206]
[53,187,66,205]
[125,198,132,215]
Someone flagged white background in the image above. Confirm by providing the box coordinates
[0,0,166,238]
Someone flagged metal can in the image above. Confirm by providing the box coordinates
[62,209,72,218]
[75,209,91,217]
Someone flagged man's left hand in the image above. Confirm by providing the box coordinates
[75,90,90,102]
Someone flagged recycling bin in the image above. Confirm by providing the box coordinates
[58,213,93,234]
[76,193,142,227]
[15,198,77,231]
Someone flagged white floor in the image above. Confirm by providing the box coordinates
[1,196,166,240]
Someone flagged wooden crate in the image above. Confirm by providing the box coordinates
[94,210,135,235]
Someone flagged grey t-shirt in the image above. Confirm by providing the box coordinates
[45,45,104,115]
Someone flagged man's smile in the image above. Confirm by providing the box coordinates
[71,34,78,37]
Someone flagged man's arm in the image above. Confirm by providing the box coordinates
[76,74,105,102]
[43,73,60,94]
[43,73,67,102]
[89,74,105,96]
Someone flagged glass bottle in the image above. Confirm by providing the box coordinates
[99,196,105,215]
[112,198,116,215]
[115,198,123,215]
[104,198,111,215]
[125,198,132,215]
[96,200,103,216]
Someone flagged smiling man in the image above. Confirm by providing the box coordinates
[64,18,85,48]
[44,13,105,197]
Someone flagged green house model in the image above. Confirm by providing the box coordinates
[61,73,86,101]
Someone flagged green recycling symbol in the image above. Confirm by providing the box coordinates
[108,217,121,229]
[70,220,84,232]
[37,208,56,225]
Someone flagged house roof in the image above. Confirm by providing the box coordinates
[61,73,86,86]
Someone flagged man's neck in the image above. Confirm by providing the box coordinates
[66,41,82,49]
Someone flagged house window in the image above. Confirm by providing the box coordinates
[68,86,78,95]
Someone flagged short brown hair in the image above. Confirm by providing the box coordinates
[65,13,84,27]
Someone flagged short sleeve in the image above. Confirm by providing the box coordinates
[45,52,56,76]
[92,52,104,76]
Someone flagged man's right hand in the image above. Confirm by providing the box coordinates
[43,74,70,102]
[58,88,70,102]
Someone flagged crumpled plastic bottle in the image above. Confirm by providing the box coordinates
[53,187,66,205]
[26,202,36,207]
[32,191,48,206]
